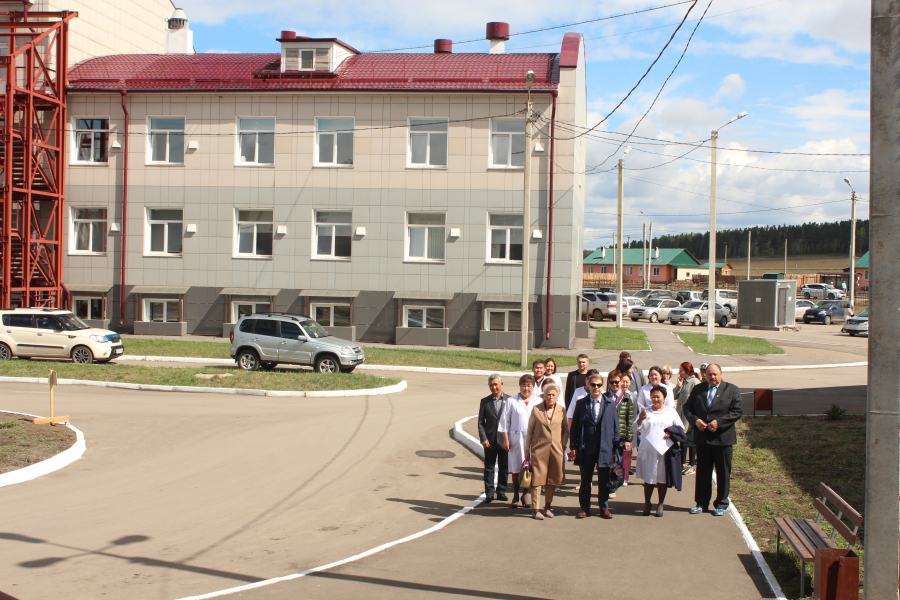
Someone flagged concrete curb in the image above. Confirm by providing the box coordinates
[451,415,485,460]
[0,376,407,398]
[0,410,86,489]
[728,500,787,599]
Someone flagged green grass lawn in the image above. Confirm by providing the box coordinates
[593,327,650,351]
[119,338,577,371]
[0,360,400,392]
[731,416,865,599]
[675,332,785,355]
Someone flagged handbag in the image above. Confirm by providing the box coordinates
[519,460,532,489]
[608,456,624,490]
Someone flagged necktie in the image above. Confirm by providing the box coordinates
[593,399,599,420]
[707,386,717,408]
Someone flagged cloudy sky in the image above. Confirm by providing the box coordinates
[181,0,869,250]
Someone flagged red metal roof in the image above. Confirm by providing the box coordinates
[68,52,560,92]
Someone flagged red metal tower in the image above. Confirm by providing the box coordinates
[0,10,75,309]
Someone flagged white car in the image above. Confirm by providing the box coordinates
[794,299,816,321]
[841,308,868,336]
[668,301,732,327]
[801,283,845,300]
[702,289,739,315]
[630,299,682,323]
[0,308,125,363]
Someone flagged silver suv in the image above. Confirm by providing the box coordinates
[229,313,365,373]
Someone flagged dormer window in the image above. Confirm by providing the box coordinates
[277,32,360,74]
[282,47,329,72]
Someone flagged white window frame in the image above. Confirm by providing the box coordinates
[71,117,110,165]
[315,117,354,167]
[587,266,593,274]
[626,266,633,276]
[146,116,185,165]
[235,117,276,166]
[488,118,526,169]
[638,266,644,276]
[145,208,184,256]
[283,48,314,71]
[230,301,271,324]
[864,270,869,281]
[70,207,108,255]
[483,309,522,332]
[405,212,446,263]
[652,266,660,276]
[313,210,352,260]
[73,296,104,320]
[403,305,446,328]
[486,213,523,264]
[310,303,351,327]
[600,266,608,274]
[407,117,449,169]
[234,209,275,259]
[142,298,181,323]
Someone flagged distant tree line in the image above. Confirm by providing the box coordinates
[583,220,870,260]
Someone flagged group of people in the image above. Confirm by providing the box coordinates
[477,353,743,520]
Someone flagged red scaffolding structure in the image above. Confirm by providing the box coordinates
[0,11,75,309]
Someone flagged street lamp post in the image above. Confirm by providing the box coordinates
[615,146,632,329]
[640,211,652,289]
[844,178,857,308]
[520,70,535,367]
[707,111,747,344]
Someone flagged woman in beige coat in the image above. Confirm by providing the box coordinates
[525,382,569,520]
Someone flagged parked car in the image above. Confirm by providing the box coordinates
[633,289,677,301]
[676,290,704,304]
[800,283,845,300]
[701,289,739,315]
[596,287,617,294]
[580,290,602,319]
[622,297,645,317]
[668,301,731,327]
[794,299,816,321]
[841,308,869,336]
[803,300,854,325]
[230,312,365,372]
[630,299,682,323]
[0,308,124,363]
[585,293,632,320]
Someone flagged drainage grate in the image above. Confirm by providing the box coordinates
[416,450,456,459]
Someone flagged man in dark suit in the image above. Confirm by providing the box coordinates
[477,374,510,503]
[683,363,743,516]
[569,372,621,519]
[564,354,591,406]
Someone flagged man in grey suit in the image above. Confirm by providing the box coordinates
[478,374,510,503]
[683,363,743,516]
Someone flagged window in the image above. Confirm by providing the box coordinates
[74,297,104,320]
[408,118,448,167]
[146,209,183,255]
[237,118,275,165]
[2,314,33,327]
[73,118,109,163]
[626,266,633,276]
[490,119,526,167]
[587,266,593,274]
[404,306,445,328]
[313,211,351,259]
[312,303,351,327]
[406,213,445,261]
[254,319,278,337]
[148,117,185,164]
[600,266,608,274]
[652,267,660,276]
[236,210,274,257]
[865,270,869,281]
[316,118,354,166]
[638,267,644,276]
[280,321,304,338]
[231,301,271,323]
[488,214,523,262]
[144,299,180,322]
[283,48,327,71]
[72,208,107,253]
[485,309,521,332]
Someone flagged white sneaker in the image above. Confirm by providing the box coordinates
[609,491,617,498]
[622,481,628,487]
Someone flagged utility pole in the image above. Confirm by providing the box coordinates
[647,221,653,289]
[747,229,751,280]
[845,179,858,307]
[520,71,535,368]
[707,128,718,344]
[866,1,900,596]
[616,148,631,328]
[642,223,647,288]
[784,237,787,278]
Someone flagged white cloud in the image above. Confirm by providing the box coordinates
[784,89,869,134]
[713,74,746,102]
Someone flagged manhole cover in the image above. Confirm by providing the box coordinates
[416,450,455,459]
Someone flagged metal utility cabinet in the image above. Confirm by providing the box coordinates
[736,279,798,330]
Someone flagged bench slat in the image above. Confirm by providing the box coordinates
[813,498,858,545]
[796,518,836,550]
[818,483,864,527]
[775,518,816,561]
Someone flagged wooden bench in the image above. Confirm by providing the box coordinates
[775,483,863,596]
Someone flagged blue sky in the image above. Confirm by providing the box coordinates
[180,0,869,249]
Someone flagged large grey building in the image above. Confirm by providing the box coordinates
[62,18,588,348]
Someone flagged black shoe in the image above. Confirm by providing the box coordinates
[497,493,509,502]
[484,494,494,504]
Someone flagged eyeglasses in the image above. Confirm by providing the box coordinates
[608,380,621,385]
[589,383,604,387]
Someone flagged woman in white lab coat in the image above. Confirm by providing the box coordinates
[635,385,682,517]
[500,374,538,509]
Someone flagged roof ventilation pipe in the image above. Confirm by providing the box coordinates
[434,39,452,53]
[655,247,660,259]
[165,8,195,54]
[281,30,296,39]
[486,22,509,53]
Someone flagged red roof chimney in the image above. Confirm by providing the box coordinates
[434,39,452,53]
[280,30,296,39]
[486,22,509,53]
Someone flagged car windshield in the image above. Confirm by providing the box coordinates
[856,308,869,317]
[299,319,330,339]
[634,290,651,299]
[682,301,705,309]
[54,312,91,331]
[643,299,662,307]
[814,301,837,309]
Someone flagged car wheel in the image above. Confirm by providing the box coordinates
[824,316,832,326]
[631,318,639,322]
[827,293,835,300]
[719,316,728,327]
[71,346,94,364]
[237,350,260,371]
[315,354,340,373]
[804,292,810,299]
[848,331,857,336]
[650,313,659,323]
[260,362,277,371]
[670,320,678,326]
[0,343,11,360]
[592,309,602,321]
[692,315,701,326]
[803,319,810,325]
